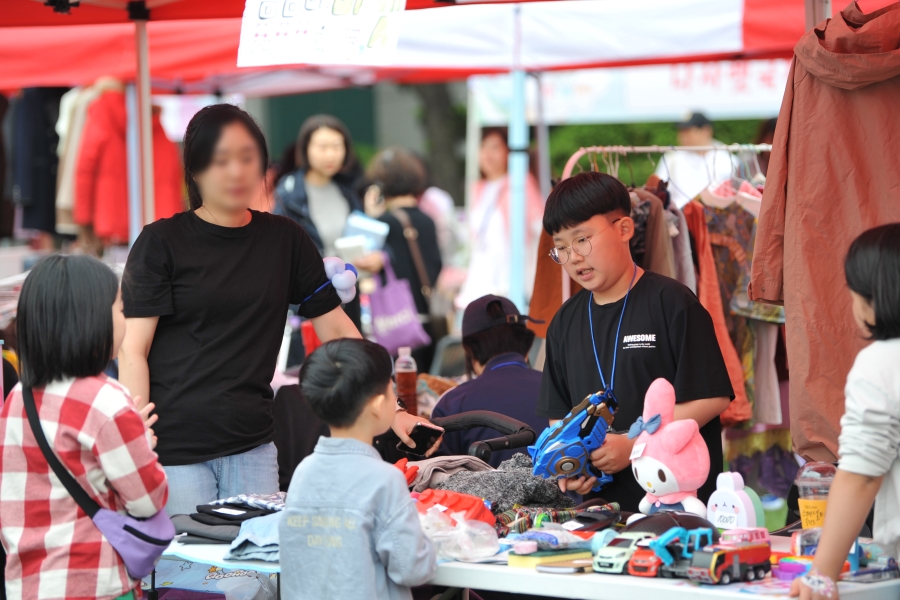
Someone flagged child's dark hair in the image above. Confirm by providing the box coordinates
[543,172,631,235]
[300,339,394,428]
[462,301,535,378]
[845,223,900,341]
[18,255,119,388]
[183,104,269,210]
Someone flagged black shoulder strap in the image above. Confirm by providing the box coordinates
[22,387,100,518]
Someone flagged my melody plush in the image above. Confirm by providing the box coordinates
[628,378,709,518]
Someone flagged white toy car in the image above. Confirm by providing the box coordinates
[593,532,656,574]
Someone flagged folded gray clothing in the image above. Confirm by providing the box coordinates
[408,455,494,493]
[177,534,229,545]
[172,514,241,543]
[226,512,280,563]
[434,453,575,513]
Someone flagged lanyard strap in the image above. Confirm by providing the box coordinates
[588,262,638,393]
[490,361,528,371]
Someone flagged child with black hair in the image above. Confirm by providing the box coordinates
[280,338,436,600]
[793,224,900,600]
[538,171,733,511]
[0,255,168,600]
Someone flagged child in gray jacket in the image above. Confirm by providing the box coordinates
[280,339,437,599]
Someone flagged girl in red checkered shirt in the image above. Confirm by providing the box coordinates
[0,255,168,600]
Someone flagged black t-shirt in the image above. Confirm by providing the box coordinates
[538,272,734,512]
[122,210,341,466]
[379,208,442,316]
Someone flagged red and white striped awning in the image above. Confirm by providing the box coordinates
[3,0,892,95]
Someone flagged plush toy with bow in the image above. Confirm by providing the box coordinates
[306,257,358,305]
[628,378,709,518]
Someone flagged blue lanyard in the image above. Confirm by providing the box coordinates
[490,361,528,371]
[588,262,638,393]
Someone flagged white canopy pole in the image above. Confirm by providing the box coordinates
[135,17,155,229]
[125,84,142,246]
[507,4,527,311]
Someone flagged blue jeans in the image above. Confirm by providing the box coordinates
[163,442,279,516]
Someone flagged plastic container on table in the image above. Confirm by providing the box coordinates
[795,462,836,529]
[761,494,787,532]
[395,346,418,416]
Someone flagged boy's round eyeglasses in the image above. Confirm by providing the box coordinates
[549,219,621,265]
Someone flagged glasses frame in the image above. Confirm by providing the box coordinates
[549,218,623,265]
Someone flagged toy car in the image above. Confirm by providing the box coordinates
[627,539,663,577]
[593,532,655,574]
[650,527,715,579]
[687,527,771,585]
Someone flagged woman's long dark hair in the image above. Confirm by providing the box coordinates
[18,255,119,388]
[295,114,359,179]
[182,104,269,210]
[845,223,900,341]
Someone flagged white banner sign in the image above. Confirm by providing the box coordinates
[237,0,406,67]
[470,59,791,126]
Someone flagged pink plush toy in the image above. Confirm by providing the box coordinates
[628,378,709,518]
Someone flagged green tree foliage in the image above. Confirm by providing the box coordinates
[548,119,764,186]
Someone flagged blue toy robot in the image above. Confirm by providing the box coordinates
[528,390,618,492]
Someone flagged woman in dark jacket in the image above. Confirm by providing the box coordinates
[274,115,363,356]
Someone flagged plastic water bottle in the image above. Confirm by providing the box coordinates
[395,347,418,416]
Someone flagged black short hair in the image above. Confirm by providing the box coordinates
[299,339,394,428]
[542,172,631,235]
[844,223,900,341]
[462,301,535,376]
[183,103,268,210]
[366,147,426,198]
[18,255,119,388]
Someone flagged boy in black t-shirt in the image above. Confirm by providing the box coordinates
[537,172,733,512]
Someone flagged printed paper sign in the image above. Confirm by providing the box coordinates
[238,0,406,67]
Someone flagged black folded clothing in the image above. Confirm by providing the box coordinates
[172,514,241,543]
[178,534,230,545]
[195,503,275,522]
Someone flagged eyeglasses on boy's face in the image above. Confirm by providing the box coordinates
[549,218,622,265]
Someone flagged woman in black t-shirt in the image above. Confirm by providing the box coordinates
[119,105,440,515]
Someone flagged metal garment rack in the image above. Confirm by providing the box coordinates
[561,144,774,180]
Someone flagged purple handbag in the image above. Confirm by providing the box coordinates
[368,252,431,355]
[23,386,175,579]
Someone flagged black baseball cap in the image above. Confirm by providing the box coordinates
[676,112,713,130]
[462,295,544,338]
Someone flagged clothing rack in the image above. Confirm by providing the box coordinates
[561,144,774,180]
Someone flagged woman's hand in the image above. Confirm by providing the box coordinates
[135,396,158,450]
[353,252,384,274]
[392,410,442,457]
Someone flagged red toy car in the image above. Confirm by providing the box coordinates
[687,528,771,585]
[627,540,663,577]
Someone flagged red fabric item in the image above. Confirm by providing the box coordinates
[415,489,496,526]
[682,201,751,427]
[0,376,169,599]
[749,1,900,462]
[74,90,184,243]
[393,458,421,487]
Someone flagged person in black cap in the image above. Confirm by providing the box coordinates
[430,295,547,467]
[655,111,738,208]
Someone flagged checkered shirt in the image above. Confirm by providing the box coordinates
[0,376,168,600]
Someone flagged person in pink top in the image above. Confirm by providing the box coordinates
[456,128,544,309]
